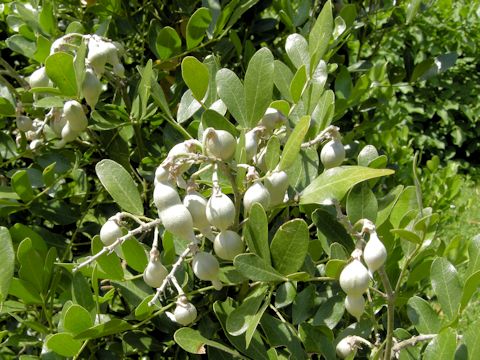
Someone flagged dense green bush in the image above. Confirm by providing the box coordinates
[0,1,479,359]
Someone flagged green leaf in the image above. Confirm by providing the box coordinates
[464,319,480,360]
[74,319,132,340]
[71,272,95,313]
[275,282,297,309]
[460,270,480,311]
[74,40,87,97]
[264,136,281,171]
[8,277,42,304]
[285,34,309,69]
[0,97,15,115]
[6,35,36,59]
[0,227,15,302]
[292,285,315,325]
[138,60,153,120]
[270,219,309,275]
[299,323,336,359]
[177,89,202,123]
[325,259,346,279]
[151,79,173,120]
[290,65,307,103]
[174,327,241,356]
[346,183,378,224]
[309,0,333,70]
[11,170,34,202]
[244,48,274,128]
[156,26,182,60]
[423,328,456,360]
[182,56,210,101]
[312,295,345,329]
[300,166,395,205]
[45,333,82,357]
[260,314,306,359]
[63,304,94,336]
[273,60,294,102]
[243,203,270,264]
[95,159,144,215]
[465,234,480,278]
[202,109,238,136]
[312,207,353,252]
[430,258,462,320]
[278,115,310,171]
[216,69,247,128]
[17,238,44,292]
[390,229,422,244]
[186,8,212,49]
[121,238,148,273]
[45,52,78,97]
[92,236,124,281]
[406,296,442,334]
[234,254,287,282]
[39,2,56,35]
[226,285,267,336]
[376,185,404,227]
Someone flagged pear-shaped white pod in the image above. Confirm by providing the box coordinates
[214,230,244,260]
[143,258,168,288]
[243,181,270,213]
[339,259,370,296]
[154,181,181,212]
[87,39,108,75]
[173,300,197,326]
[61,122,80,143]
[204,128,236,160]
[336,336,355,359]
[29,139,42,150]
[167,141,198,174]
[363,231,387,272]
[100,219,123,246]
[63,100,88,132]
[244,129,258,161]
[159,204,195,242]
[320,139,345,169]
[82,68,102,108]
[206,192,235,231]
[16,116,34,132]
[192,252,220,281]
[154,165,170,185]
[259,107,286,130]
[344,294,365,320]
[264,171,289,206]
[29,67,50,88]
[183,191,209,229]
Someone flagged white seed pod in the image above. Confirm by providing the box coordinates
[336,336,355,359]
[244,129,258,161]
[153,181,181,212]
[87,40,108,76]
[255,146,268,173]
[363,231,387,272]
[344,294,365,320]
[206,192,235,231]
[82,68,102,108]
[143,258,168,288]
[159,204,195,242]
[214,230,244,261]
[63,100,88,132]
[167,141,197,175]
[259,107,286,130]
[173,300,197,326]
[183,191,209,229]
[16,116,34,132]
[154,165,170,185]
[100,219,123,246]
[243,181,270,213]
[264,171,289,206]
[321,139,345,169]
[192,251,220,281]
[339,259,370,296]
[204,128,236,160]
[29,139,42,150]
[29,67,49,88]
[61,122,80,143]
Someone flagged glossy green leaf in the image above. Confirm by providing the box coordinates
[244,203,270,264]
[227,285,267,336]
[202,109,238,136]
[376,185,404,227]
[11,170,34,202]
[213,299,269,360]
[460,270,480,311]
[0,97,15,116]
[151,79,173,120]
[346,183,378,224]
[260,314,306,359]
[390,229,422,244]
[406,296,442,334]
[278,115,310,171]
[186,8,212,49]
[156,26,182,60]
[92,236,124,281]
[216,68,247,128]
[182,56,209,101]
[300,166,395,205]
[63,304,94,336]
[74,319,132,340]
[325,259,346,279]
[138,59,153,120]
[309,0,333,70]
[423,328,456,360]
[465,234,480,278]
[290,65,307,103]
[275,282,297,309]
[234,254,287,282]
[244,48,274,128]
[0,228,14,302]
[121,238,148,273]
[292,284,315,325]
[177,89,202,123]
[285,34,309,69]
[17,238,44,292]
[312,208,353,252]
[273,60,293,101]
[45,52,78,97]
[464,319,480,360]
[71,272,95,313]
[312,295,345,329]
[265,136,281,171]
[270,219,309,275]
[6,35,36,59]
[45,333,82,357]
[299,323,336,359]
[96,159,144,215]
[307,60,328,113]
[430,258,462,320]
[8,277,42,304]
[285,148,319,193]
[174,327,240,356]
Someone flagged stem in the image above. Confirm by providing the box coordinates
[392,334,436,354]
[0,56,29,88]
[378,266,395,360]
